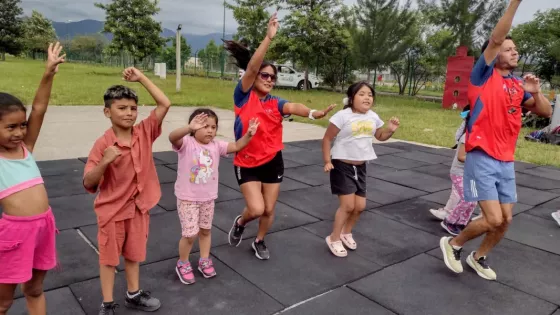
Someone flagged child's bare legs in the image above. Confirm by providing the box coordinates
[0,283,17,315]
[179,236,196,262]
[329,194,356,242]
[99,264,116,303]
[22,269,48,315]
[342,195,366,235]
[124,259,140,293]
[198,229,211,259]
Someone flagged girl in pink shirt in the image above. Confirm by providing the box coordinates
[169,108,258,284]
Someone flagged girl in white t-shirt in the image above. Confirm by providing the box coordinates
[322,81,400,257]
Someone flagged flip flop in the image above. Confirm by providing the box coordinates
[325,236,347,257]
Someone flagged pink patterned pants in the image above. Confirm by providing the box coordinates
[445,174,477,226]
[177,199,215,238]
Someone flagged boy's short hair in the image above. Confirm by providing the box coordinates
[103,85,139,108]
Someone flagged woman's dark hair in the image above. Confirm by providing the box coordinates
[344,81,376,109]
[0,92,26,120]
[222,39,277,75]
[188,108,219,136]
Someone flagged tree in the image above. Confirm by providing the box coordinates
[512,9,560,88]
[198,40,220,72]
[159,36,192,70]
[70,34,107,62]
[417,0,507,52]
[226,0,278,54]
[274,0,342,90]
[22,10,57,59]
[95,0,165,67]
[0,0,25,60]
[352,0,416,84]
[311,5,355,90]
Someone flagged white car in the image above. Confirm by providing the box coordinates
[275,64,320,90]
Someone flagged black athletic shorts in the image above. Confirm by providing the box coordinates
[234,151,284,186]
[330,159,367,197]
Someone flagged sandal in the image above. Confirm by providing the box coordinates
[340,233,357,250]
[326,236,347,257]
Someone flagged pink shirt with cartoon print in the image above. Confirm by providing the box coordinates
[173,135,229,202]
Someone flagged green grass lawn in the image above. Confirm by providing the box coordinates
[2,57,559,167]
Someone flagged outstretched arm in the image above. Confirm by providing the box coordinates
[240,13,279,92]
[283,103,337,119]
[483,0,522,65]
[24,42,66,152]
[123,67,171,124]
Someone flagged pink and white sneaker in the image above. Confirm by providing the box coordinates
[176,261,195,285]
[198,258,217,278]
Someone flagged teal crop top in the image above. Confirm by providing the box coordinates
[0,145,44,199]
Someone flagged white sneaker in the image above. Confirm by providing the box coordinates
[551,212,560,227]
[429,208,448,221]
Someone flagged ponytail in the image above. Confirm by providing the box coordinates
[223,39,251,71]
[222,39,278,75]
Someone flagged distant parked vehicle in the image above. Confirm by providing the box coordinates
[275,64,320,90]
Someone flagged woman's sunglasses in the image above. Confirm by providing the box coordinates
[259,72,277,82]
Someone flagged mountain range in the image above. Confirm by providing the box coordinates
[52,19,233,56]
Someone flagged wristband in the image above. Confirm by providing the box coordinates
[308,109,317,120]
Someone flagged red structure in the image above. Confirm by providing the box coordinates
[442,46,474,109]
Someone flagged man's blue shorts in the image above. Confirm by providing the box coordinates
[463,149,517,204]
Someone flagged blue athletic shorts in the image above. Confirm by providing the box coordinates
[463,149,517,204]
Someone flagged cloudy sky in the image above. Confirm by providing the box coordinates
[21,0,558,35]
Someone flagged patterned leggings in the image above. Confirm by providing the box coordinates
[445,174,477,226]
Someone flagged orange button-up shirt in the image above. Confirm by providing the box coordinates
[84,110,162,228]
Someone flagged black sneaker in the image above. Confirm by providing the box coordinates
[98,302,119,315]
[124,290,161,312]
[440,220,464,236]
[228,215,245,246]
[252,240,270,260]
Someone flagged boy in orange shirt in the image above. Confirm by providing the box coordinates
[83,67,171,314]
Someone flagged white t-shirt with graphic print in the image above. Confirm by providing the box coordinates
[330,108,384,162]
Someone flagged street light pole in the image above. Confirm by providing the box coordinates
[221,0,226,78]
[176,24,182,92]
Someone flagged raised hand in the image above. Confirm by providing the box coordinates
[522,74,541,94]
[324,162,334,173]
[387,117,400,132]
[123,67,145,82]
[189,113,208,131]
[267,12,279,40]
[247,118,260,136]
[312,104,337,119]
[46,42,66,74]
[102,146,121,164]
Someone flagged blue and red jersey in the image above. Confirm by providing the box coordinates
[233,81,290,168]
[466,55,533,162]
